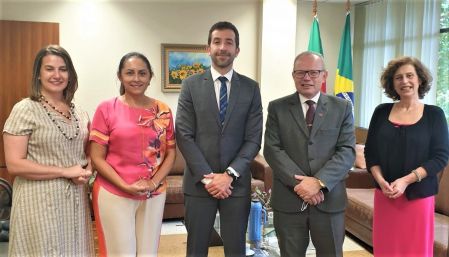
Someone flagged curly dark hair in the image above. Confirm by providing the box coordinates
[380,56,432,100]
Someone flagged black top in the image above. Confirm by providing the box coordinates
[365,103,449,200]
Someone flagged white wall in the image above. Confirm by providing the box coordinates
[2,0,260,117]
[260,0,297,113]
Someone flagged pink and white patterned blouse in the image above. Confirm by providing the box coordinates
[90,97,175,200]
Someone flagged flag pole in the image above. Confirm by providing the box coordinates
[307,0,326,93]
[335,0,354,112]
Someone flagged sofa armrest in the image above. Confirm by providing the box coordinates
[346,168,376,189]
[250,154,273,192]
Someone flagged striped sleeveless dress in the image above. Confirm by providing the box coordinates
[3,98,94,257]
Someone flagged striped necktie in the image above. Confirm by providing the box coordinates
[218,76,228,125]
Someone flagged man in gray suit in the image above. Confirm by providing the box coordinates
[264,51,355,257]
[176,21,262,257]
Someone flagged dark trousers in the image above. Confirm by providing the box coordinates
[184,194,251,257]
[274,207,345,257]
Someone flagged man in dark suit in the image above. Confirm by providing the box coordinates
[176,21,262,257]
[264,51,355,257]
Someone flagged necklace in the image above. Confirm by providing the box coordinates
[39,95,72,119]
[39,96,80,140]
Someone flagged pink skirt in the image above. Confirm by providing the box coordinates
[373,189,434,257]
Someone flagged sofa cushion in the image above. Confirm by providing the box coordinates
[250,178,265,193]
[434,213,449,257]
[346,188,374,231]
[435,168,449,216]
[170,147,186,175]
[165,175,184,204]
[354,144,366,169]
[355,127,368,144]
[346,168,376,189]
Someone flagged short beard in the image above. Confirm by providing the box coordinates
[211,54,234,69]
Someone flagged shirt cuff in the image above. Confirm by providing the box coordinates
[227,167,240,178]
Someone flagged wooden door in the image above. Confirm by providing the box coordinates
[0,20,59,182]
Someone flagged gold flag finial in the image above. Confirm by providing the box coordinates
[312,0,317,17]
[346,0,351,12]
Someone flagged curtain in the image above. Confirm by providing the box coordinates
[353,0,441,128]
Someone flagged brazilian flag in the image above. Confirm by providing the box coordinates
[335,12,354,109]
[308,16,326,93]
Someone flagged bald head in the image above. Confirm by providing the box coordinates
[293,51,326,70]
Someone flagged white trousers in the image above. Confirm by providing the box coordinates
[95,186,166,257]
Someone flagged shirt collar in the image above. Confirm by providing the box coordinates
[298,92,320,105]
[211,67,233,82]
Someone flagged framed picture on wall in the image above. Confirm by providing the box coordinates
[161,44,211,92]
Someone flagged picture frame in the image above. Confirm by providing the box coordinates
[161,43,211,92]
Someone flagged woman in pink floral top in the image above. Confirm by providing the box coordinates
[90,52,175,257]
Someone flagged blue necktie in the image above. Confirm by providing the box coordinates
[218,76,228,125]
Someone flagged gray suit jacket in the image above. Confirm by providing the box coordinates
[264,92,355,213]
[176,69,263,197]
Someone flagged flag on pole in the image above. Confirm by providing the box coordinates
[334,12,354,108]
[308,16,326,93]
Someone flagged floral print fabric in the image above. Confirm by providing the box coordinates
[90,97,175,200]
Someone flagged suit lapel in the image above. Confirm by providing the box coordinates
[310,94,328,137]
[288,93,309,136]
[202,71,222,128]
[222,72,241,130]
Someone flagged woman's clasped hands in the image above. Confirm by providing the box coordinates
[64,164,92,185]
[379,177,409,199]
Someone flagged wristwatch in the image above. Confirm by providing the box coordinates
[317,179,326,189]
[225,169,238,181]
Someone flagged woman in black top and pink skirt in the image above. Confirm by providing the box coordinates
[365,56,449,257]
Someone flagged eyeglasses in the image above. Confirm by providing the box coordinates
[293,70,324,79]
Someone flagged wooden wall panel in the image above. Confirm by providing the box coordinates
[0,167,14,184]
[0,20,59,172]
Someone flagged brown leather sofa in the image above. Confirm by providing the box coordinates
[163,147,273,219]
[345,128,449,257]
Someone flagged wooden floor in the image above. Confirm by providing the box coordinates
[91,221,373,257]
[92,222,99,256]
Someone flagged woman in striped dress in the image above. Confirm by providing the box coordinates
[2,45,95,257]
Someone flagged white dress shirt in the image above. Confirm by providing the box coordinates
[210,67,233,109]
[298,92,321,118]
